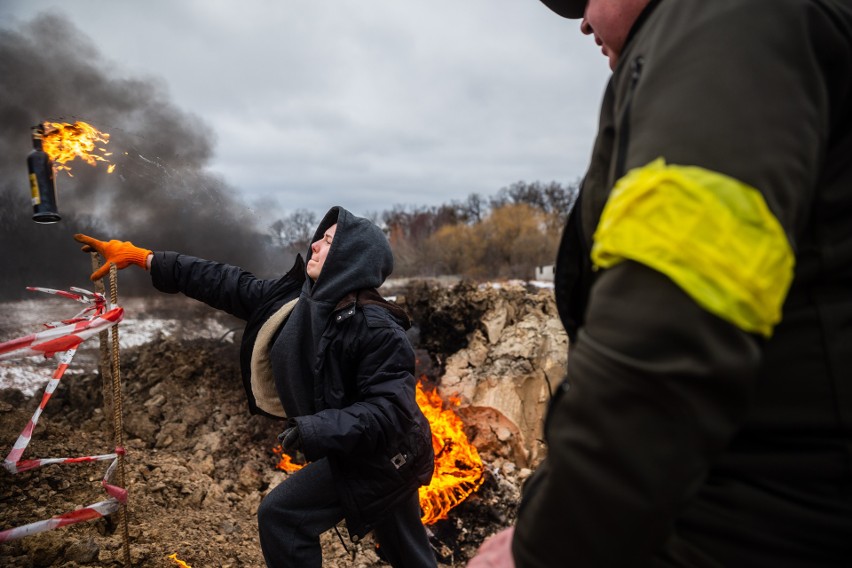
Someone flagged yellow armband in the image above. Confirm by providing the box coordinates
[591,158,794,337]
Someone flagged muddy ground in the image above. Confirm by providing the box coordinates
[0,287,538,567]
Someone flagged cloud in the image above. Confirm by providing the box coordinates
[1,1,610,218]
[0,13,291,293]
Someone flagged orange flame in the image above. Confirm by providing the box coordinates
[416,380,484,524]
[40,121,114,176]
[271,380,484,524]
[272,444,305,473]
[167,553,192,567]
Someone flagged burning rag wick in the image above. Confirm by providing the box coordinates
[168,553,192,567]
[40,121,115,176]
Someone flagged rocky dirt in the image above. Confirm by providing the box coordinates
[0,282,563,567]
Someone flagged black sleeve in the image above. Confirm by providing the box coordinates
[150,251,281,321]
[513,262,762,566]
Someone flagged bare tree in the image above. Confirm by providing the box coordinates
[463,193,486,224]
[269,208,318,255]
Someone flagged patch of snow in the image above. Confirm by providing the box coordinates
[116,316,235,348]
[479,280,555,290]
[0,298,236,397]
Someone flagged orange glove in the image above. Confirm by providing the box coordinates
[74,234,153,281]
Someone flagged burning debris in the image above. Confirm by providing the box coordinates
[416,381,484,525]
[167,552,192,567]
[399,280,567,468]
[271,444,305,473]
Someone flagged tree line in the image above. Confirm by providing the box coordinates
[269,180,580,280]
[0,179,578,299]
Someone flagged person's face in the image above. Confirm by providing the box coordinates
[307,223,337,281]
[580,0,649,70]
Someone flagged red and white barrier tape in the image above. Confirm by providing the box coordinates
[0,287,127,542]
[0,498,120,543]
[0,306,123,361]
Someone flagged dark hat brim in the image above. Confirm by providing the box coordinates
[539,0,586,19]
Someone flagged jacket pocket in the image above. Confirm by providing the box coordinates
[387,412,434,487]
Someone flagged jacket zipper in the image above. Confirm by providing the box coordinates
[614,55,645,180]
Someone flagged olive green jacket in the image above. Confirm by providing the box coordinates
[514,0,852,566]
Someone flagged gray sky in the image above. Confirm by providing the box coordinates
[1,0,610,219]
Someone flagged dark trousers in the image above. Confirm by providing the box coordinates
[257,458,437,568]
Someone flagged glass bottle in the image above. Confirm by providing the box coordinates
[28,124,61,224]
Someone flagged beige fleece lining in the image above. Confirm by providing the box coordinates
[250,298,299,418]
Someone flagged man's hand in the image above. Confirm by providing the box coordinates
[278,424,302,457]
[467,527,516,568]
[74,234,153,281]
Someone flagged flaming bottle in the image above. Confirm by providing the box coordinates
[28,124,61,224]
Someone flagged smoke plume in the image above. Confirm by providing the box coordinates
[0,13,292,298]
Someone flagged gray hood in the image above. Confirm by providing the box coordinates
[304,206,393,302]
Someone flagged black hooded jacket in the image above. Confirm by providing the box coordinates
[150,206,434,540]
